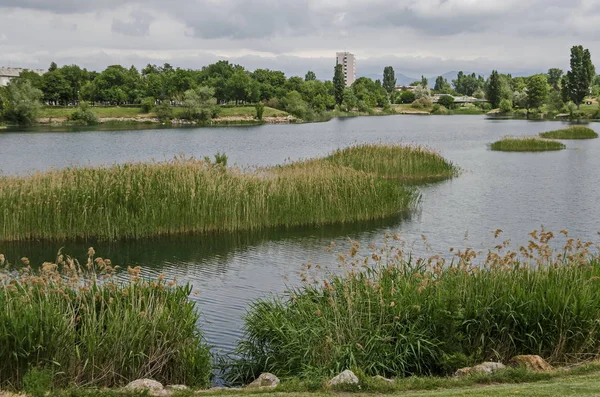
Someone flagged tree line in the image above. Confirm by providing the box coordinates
[0,45,597,124]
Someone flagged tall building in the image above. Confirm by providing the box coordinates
[336,52,356,86]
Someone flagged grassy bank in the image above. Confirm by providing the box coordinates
[322,144,458,182]
[490,137,566,152]
[226,230,600,384]
[0,144,456,241]
[539,126,599,139]
[0,253,211,389]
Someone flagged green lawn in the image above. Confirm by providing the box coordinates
[37,106,288,120]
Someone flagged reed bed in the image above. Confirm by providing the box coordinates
[539,126,599,140]
[323,144,458,181]
[0,150,426,242]
[0,251,211,389]
[490,137,566,152]
[226,230,600,384]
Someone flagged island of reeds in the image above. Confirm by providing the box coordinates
[539,126,599,139]
[224,230,600,384]
[0,144,457,242]
[490,137,566,152]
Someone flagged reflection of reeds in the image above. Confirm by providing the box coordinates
[0,144,451,241]
[540,126,599,140]
[491,137,565,152]
[227,229,600,383]
[0,251,211,389]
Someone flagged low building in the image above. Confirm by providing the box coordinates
[395,85,417,92]
[0,67,45,87]
[431,94,488,104]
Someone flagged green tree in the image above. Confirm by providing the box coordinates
[1,79,43,124]
[563,45,595,109]
[437,95,455,109]
[341,88,358,112]
[453,72,483,96]
[333,64,345,105]
[182,86,217,121]
[255,102,265,120]
[526,74,549,111]
[499,99,513,113]
[485,70,503,109]
[434,76,453,94]
[547,68,563,91]
[399,90,416,104]
[304,71,317,81]
[382,66,397,94]
[420,75,428,88]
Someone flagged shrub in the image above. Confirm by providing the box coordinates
[154,101,173,121]
[431,104,449,115]
[140,97,155,113]
[411,97,432,109]
[499,99,513,113]
[69,103,99,125]
[437,95,455,109]
[255,102,265,120]
[226,231,600,383]
[0,254,212,389]
[400,90,416,104]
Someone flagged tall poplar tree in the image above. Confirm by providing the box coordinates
[333,64,345,105]
[382,66,397,94]
[563,45,595,109]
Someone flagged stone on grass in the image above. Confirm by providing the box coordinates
[246,373,280,389]
[125,379,167,396]
[509,355,553,372]
[328,370,359,386]
[455,362,506,377]
[374,375,394,383]
[166,385,189,391]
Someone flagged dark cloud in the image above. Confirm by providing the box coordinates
[112,9,154,36]
[0,0,124,13]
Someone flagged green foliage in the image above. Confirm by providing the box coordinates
[154,101,174,121]
[546,90,564,112]
[383,66,397,94]
[0,257,212,389]
[341,88,358,112]
[539,126,599,139]
[486,70,503,109]
[255,101,265,120]
[499,99,513,113]
[140,97,155,113]
[437,95,455,109]
[400,90,416,104]
[333,64,345,105]
[226,233,600,383]
[204,152,228,166]
[431,104,449,115]
[304,70,317,81]
[23,367,54,397]
[69,102,99,125]
[453,71,484,96]
[563,45,595,108]
[490,137,565,151]
[0,151,420,241]
[282,91,312,120]
[411,97,432,109]
[547,68,564,91]
[182,86,217,121]
[526,74,549,110]
[0,79,43,124]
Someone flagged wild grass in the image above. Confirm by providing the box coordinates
[0,251,211,389]
[539,126,599,140]
[225,229,600,384]
[322,144,458,182]
[490,137,566,152]
[0,153,420,241]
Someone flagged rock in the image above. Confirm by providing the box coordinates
[246,373,280,389]
[125,379,166,396]
[373,375,393,383]
[509,355,553,372]
[328,370,359,386]
[455,362,506,377]
[166,385,189,391]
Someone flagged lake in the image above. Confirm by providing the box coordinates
[1,115,599,352]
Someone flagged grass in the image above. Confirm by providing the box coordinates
[322,144,458,182]
[490,137,566,152]
[0,252,211,389]
[37,106,288,120]
[539,126,599,140]
[225,229,600,385]
[0,143,449,241]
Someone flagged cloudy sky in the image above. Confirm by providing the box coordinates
[1,0,600,80]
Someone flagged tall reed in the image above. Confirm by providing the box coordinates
[0,152,423,241]
[323,144,458,181]
[0,252,211,389]
[226,230,600,383]
[539,126,599,140]
[490,137,565,152]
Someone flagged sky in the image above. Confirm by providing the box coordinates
[1,0,600,80]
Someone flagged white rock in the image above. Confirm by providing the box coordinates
[125,379,164,392]
[455,362,506,376]
[374,375,394,383]
[246,373,280,389]
[328,370,359,386]
[166,385,189,391]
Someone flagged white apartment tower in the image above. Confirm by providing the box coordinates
[336,52,356,86]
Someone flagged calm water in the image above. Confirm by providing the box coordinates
[1,115,600,352]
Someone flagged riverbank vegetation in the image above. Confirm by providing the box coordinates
[2,46,600,126]
[490,137,566,152]
[0,144,459,241]
[0,252,211,389]
[539,126,599,139]
[225,230,600,384]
